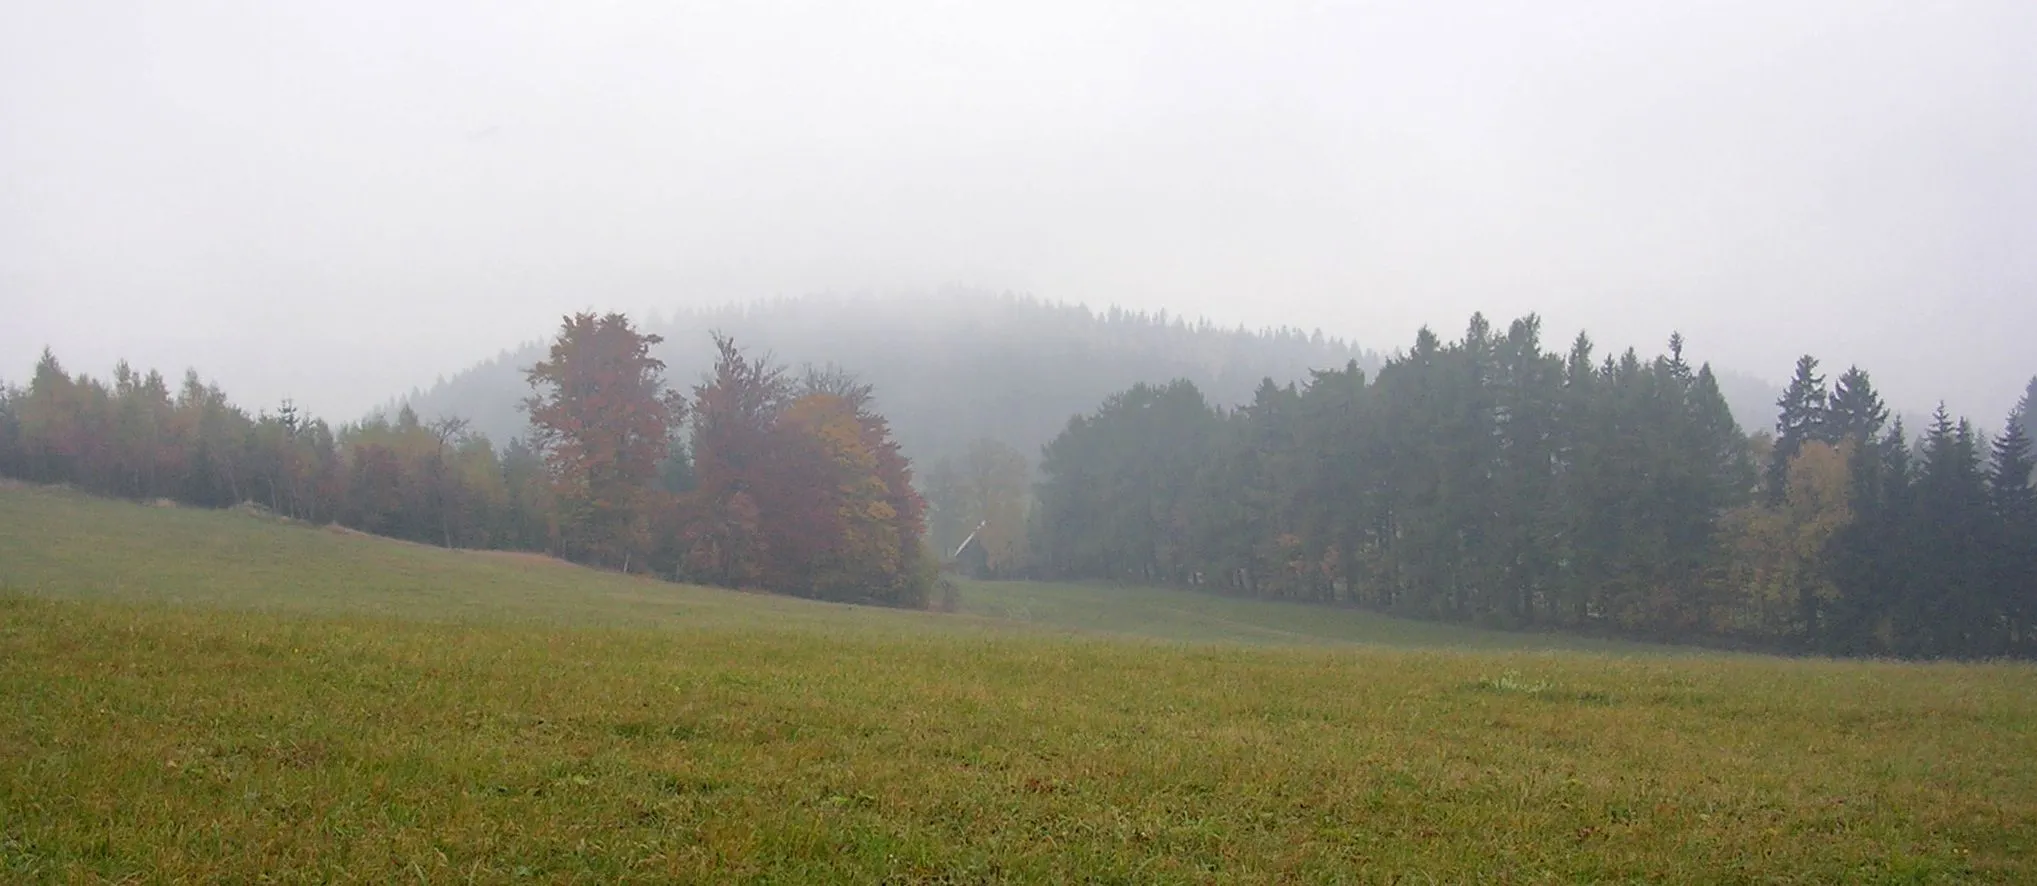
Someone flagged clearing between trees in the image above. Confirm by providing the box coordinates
[3,486,2034,882]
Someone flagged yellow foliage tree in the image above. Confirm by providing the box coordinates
[1721,440,1853,640]
[783,393,906,597]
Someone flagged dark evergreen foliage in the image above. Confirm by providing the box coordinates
[1032,318,2033,659]
[6,313,2027,657]
[1828,366,1889,443]
[1766,355,1831,505]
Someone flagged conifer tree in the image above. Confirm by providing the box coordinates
[0,379,19,479]
[2012,375,2037,481]
[1905,407,1998,655]
[1766,355,1830,505]
[1828,366,1889,443]
[1990,416,2037,654]
[1995,417,2037,516]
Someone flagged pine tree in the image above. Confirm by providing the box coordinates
[20,349,79,484]
[0,379,20,479]
[1906,407,1999,656]
[1824,415,1907,655]
[1989,416,2037,655]
[1766,355,1830,505]
[1031,380,1219,584]
[1288,362,1376,606]
[1551,331,1605,627]
[1807,366,1890,652]
[1488,317,1563,626]
[1828,366,1889,443]
[1995,418,2037,518]
[2012,375,2037,483]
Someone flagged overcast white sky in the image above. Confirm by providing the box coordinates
[3,0,2033,422]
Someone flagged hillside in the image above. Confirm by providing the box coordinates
[0,484,1657,653]
[401,293,1787,467]
[4,486,2035,882]
[398,294,1378,466]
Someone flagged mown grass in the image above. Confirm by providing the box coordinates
[3,485,2036,882]
[954,580,1681,654]
[0,483,1657,654]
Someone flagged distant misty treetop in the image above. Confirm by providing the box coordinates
[397,293,1382,466]
[395,292,1784,467]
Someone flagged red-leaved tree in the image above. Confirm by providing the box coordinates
[685,337,933,605]
[525,313,685,569]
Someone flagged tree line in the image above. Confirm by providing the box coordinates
[0,313,936,607]
[1029,314,2037,659]
[403,293,1382,469]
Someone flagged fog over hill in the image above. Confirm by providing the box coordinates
[9,3,2033,428]
[399,292,1784,466]
[401,293,1371,465]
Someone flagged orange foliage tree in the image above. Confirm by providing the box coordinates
[684,336,932,606]
[524,313,685,569]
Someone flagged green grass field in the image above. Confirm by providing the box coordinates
[4,484,2035,882]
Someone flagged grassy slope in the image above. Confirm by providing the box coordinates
[3,485,2036,883]
[955,581,1679,654]
[0,482,1668,653]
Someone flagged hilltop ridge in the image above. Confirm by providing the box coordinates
[397,292,1782,463]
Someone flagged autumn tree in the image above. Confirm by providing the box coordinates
[682,337,931,605]
[683,332,792,588]
[1721,441,1852,641]
[932,437,1031,576]
[525,313,685,569]
[175,370,250,507]
[7,323,2030,657]
[2,351,558,559]
[18,350,82,484]
[779,392,909,598]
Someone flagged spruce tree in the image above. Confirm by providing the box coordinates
[0,380,19,480]
[1552,331,1605,627]
[1828,366,1889,443]
[1908,407,1998,655]
[1814,366,1891,652]
[1991,417,2037,656]
[1993,418,2037,519]
[2012,375,2037,480]
[1767,355,1830,504]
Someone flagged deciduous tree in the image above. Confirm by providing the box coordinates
[524,313,685,569]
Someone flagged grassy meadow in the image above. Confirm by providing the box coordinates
[3,484,2035,882]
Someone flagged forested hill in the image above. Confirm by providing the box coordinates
[398,294,1379,465]
[399,293,1780,464]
